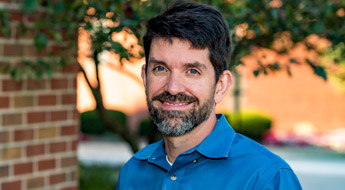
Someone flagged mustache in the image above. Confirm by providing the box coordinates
[152,91,198,103]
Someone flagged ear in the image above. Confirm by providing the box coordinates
[141,64,147,87]
[214,70,232,104]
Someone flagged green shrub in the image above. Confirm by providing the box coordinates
[138,117,153,137]
[139,117,161,144]
[80,109,127,135]
[79,163,121,190]
[224,111,272,141]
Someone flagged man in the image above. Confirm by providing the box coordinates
[117,1,302,189]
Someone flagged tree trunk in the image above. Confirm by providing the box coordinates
[231,65,243,133]
[80,51,139,153]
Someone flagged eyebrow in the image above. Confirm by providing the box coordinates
[184,62,207,70]
[149,57,207,70]
[148,57,166,66]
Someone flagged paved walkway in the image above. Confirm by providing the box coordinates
[267,146,345,190]
[78,141,345,190]
[78,141,132,165]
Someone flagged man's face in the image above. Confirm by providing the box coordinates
[142,38,217,136]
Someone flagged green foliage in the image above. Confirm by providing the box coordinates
[0,9,10,37]
[76,0,344,79]
[138,117,154,137]
[139,117,161,143]
[22,0,40,12]
[252,61,282,76]
[2,0,344,153]
[78,0,164,62]
[79,163,121,190]
[320,42,345,90]
[80,109,127,135]
[1,0,79,80]
[2,0,344,81]
[225,111,272,141]
[306,58,328,81]
[2,57,68,81]
[219,0,345,77]
[34,33,49,51]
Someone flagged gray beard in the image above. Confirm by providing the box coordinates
[146,91,215,136]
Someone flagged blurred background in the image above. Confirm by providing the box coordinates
[0,0,345,190]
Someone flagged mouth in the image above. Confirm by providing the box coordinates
[150,92,198,111]
[160,100,192,110]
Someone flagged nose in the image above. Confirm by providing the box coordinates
[164,72,185,95]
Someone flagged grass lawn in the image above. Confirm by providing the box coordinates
[79,163,122,190]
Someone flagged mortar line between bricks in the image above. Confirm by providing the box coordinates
[0,56,62,63]
[0,135,79,150]
[0,2,22,10]
[1,89,76,96]
[0,73,77,80]
[0,119,79,131]
[0,38,33,44]
[53,180,79,190]
[0,104,77,112]
[0,41,3,57]
[0,112,77,127]
[6,131,78,147]
[1,86,77,94]
[0,38,70,46]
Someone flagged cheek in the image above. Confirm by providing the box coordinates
[197,84,216,103]
[146,77,166,95]
[185,81,211,100]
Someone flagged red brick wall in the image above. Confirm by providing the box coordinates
[0,1,79,190]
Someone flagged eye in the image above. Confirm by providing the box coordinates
[188,69,200,75]
[154,66,166,72]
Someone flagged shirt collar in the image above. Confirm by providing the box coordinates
[134,139,165,160]
[194,114,236,158]
[133,114,236,160]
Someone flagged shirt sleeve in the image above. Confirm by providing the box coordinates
[259,168,303,190]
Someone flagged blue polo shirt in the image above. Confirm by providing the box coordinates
[117,114,302,190]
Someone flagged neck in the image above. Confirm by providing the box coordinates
[164,111,218,164]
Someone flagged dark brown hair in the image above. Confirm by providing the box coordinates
[143,0,231,82]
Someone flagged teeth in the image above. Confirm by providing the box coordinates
[166,102,186,106]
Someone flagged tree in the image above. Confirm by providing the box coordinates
[1,0,344,153]
[320,42,345,91]
[216,0,345,115]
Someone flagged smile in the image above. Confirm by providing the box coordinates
[160,100,192,110]
[163,102,189,106]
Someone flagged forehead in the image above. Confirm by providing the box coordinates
[149,37,212,68]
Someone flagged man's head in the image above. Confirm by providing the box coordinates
[143,0,231,82]
[142,1,232,136]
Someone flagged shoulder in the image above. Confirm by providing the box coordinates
[230,134,302,189]
[232,133,291,169]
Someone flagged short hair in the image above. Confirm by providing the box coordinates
[143,0,231,82]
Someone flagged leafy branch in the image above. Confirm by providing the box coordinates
[1,0,344,152]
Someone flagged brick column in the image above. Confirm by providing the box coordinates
[0,1,79,190]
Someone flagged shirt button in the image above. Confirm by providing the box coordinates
[193,159,197,163]
[170,174,177,181]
